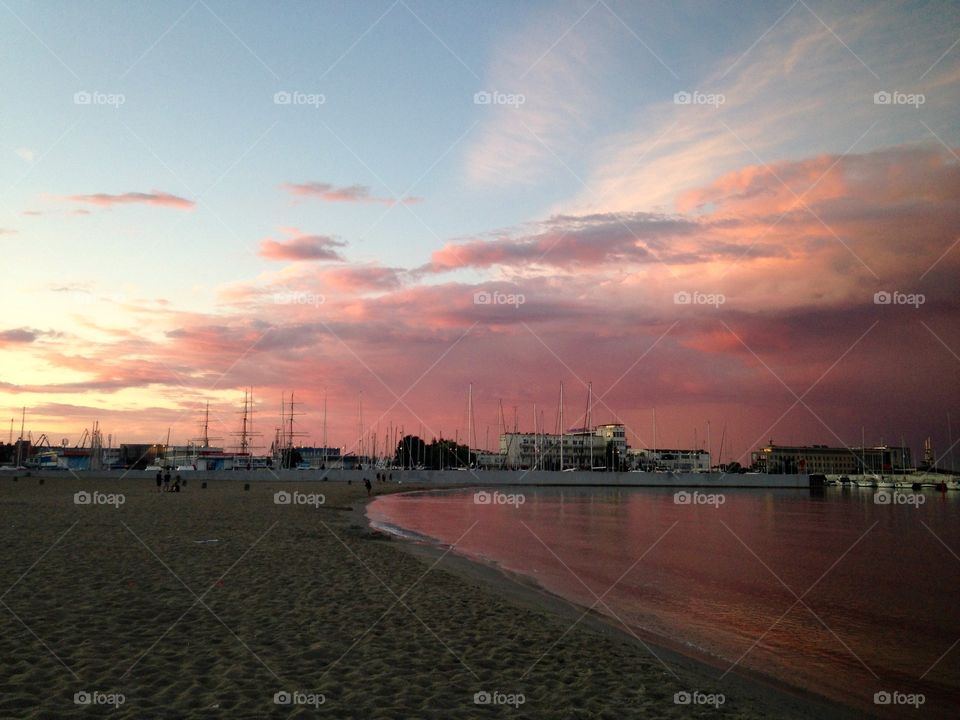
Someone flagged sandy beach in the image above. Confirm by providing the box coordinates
[0,475,860,719]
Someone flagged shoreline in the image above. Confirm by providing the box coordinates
[0,474,901,717]
[359,488,867,720]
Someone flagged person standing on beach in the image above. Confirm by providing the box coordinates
[363,477,372,497]
[163,470,171,491]
[156,471,162,493]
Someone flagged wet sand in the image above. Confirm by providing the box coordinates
[0,475,860,718]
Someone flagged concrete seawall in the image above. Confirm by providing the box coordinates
[25,468,812,488]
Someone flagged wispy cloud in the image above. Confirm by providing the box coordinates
[63,190,195,210]
[462,5,615,187]
[283,181,421,205]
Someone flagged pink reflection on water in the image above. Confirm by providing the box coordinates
[368,487,960,718]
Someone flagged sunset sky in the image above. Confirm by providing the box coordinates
[2,0,958,465]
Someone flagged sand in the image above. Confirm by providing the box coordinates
[0,475,861,719]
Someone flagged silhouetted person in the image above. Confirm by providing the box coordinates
[363,477,372,497]
[163,471,171,490]
[155,471,162,492]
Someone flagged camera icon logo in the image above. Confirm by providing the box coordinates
[873,91,891,105]
[674,491,691,505]
[274,690,292,705]
[474,491,491,505]
[473,91,492,105]
[873,290,891,304]
[473,291,491,305]
[673,291,691,304]
[273,91,292,105]
[474,691,492,704]
[874,490,891,505]
[74,691,92,705]
[74,491,91,505]
[874,691,891,705]
[673,91,692,105]
[274,490,292,505]
[74,91,91,105]
[674,691,692,704]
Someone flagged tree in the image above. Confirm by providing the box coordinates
[395,435,475,469]
[395,435,426,469]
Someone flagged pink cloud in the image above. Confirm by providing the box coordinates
[283,181,422,206]
[9,145,960,462]
[259,229,346,262]
[64,190,195,210]
[316,266,405,293]
[424,213,699,273]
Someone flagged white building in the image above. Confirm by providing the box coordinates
[593,423,627,455]
[494,425,622,470]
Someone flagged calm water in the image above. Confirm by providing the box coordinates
[368,486,960,718]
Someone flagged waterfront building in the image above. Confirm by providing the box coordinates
[627,448,711,472]
[750,443,912,474]
[497,427,613,469]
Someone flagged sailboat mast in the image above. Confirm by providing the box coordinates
[559,381,564,471]
[948,412,955,473]
[289,392,295,454]
[15,407,25,466]
[467,383,473,463]
[707,420,711,471]
[533,402,537,470]
[203,402,210,449]
[587,382,593,469]
[357,392,363,462]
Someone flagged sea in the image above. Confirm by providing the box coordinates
[368,485,960,718]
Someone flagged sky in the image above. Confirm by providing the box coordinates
[1,0,959,466]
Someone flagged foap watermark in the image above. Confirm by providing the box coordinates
[74,690,125,709]
[274,490,325,508]
[273,291,325,307]
[74,490,125,508]
[474,690,525,708]
[873,290,924,308]
[874,690,925,708]
[874,490,925,508]
[473,90,525,107]
[674,690,725,708]
[873,90,925,108]
[474,290,525,308]
[273,90,325,108]
[674,490,725,508]
[674,91,725,108]
[474,490,525,508]
[74,90,125,107]
[674,290,725,307]
[273,690,325,708]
